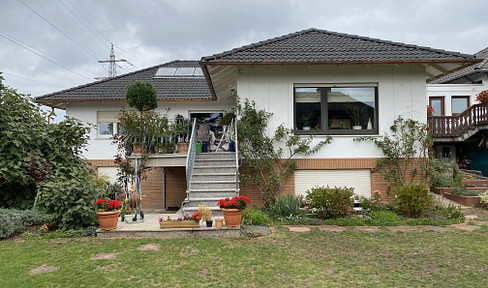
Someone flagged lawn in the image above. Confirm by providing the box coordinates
[1,228,487,287]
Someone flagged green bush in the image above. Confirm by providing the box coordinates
[450,187,483,196]
[126,81,157,111]
[242,207,271,226]
[305,186,354,219]
[268,194,305,218]
[0,208,45,238]
[394,183,434,218]
[480,191,488,208]
[39,166,98,230]
[370,211,401,225]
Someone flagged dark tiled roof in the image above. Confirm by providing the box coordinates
[428,47,488,84]
[36,60,213,105]
[201,28,476,64]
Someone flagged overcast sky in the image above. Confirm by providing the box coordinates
[1,0,487,106]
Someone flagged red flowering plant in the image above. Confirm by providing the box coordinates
[217,196,250,210]
[95,198,122,212]
[426,105,435,116]
[476,90,488,104]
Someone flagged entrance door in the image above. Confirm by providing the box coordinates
[429,97,445,116]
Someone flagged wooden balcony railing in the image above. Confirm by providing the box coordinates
[428,103,488,138]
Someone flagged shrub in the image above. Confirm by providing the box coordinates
[305,186,354,219]
[39,166,98,230]
[0,208,45,238]
[242,207,271,226]
[450,187,483,196]
[394,183,434,218]
[480,190,488,208]
[268,194,305,218]
[370,211,401,226]
[126,81,157,111]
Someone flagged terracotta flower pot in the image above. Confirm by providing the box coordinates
[133,143,144,155]
[221,208,242,227]
[177,142,189,154]
[96,210,121,231]
[215,218,223,228]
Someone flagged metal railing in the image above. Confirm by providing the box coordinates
[428,103,488,138]
[185,118,197,201]
[233,118,240,197]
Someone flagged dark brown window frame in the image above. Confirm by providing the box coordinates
[294,85,379,135]
[451,96,470,116]
[429,97,445,116]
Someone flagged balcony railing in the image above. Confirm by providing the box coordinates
[428,103,488,138]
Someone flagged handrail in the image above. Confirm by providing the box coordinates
[428,103,488,138]
[233,118,240,197]
[185,118,197,200]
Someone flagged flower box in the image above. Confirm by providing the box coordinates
[443,193,482,207]
[159,220,199,229]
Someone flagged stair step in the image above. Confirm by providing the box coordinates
[193,167,237,174]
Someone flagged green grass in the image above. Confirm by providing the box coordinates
[1,229,487,287]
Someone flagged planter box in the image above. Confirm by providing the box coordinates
[159,221,199,229]
[443,193,482,207]
[431,187,453,195]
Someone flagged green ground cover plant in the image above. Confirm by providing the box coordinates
[1,229,487,287]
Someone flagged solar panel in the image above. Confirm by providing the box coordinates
[154,67,204,78]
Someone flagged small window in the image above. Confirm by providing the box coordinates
[97,111,120,138]
[295,85,378,135]
[452,96,469,115]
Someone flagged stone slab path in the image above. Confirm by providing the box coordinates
[278,214,485,234]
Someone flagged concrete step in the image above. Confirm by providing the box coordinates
[196,152,236,160]
[194,159,235,166]
[188,190,237,199]
[193,166,237,174]
[182,206,224,217]
[182,199,222,208]
[192,173,236,182]
[191,181,237,190]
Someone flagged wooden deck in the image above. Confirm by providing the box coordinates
[428,103,488,138]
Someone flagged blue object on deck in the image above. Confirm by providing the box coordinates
[202,141,208,152]
[229,141,235,152]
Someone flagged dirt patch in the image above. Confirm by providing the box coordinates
[29,265,59,275]
[92,252,120,260]
[137,243,160,251]
[287,226,311,233]
[318,226,346,232]
[386,226,420,232]
[354,226,380,232]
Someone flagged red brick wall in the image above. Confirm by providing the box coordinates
[164,167,187,209]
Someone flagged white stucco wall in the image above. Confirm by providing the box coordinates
[66,100,232,160]
[427,77,487,116]
[236,64,428,158]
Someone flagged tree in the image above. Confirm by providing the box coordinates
[0,73,93,211]
[126,81,157,111]
[237,99,331,206]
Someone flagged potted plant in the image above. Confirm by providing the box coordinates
[217,196,250,227]
[198,204,213,227]
[173,114,190,154]
[299,114,313,131]
[95,198,122,230]
[476,90,488,104]
[219,111,236,126]
[158,212,200,228]
[347,104,362,130]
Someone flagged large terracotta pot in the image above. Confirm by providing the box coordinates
[177,142,189,154]
[133,143,144,155]
[221,208,242,227]
[96,210,121,230]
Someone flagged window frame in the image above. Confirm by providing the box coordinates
[451,96,470,116]
[97,111,120,139]
[294,84,379,135]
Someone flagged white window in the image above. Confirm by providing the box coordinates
[97,111,120,138]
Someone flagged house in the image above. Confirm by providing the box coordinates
[37,28,478,211]
[426,48,488,168]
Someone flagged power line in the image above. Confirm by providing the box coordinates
[0,31,92,81]
[17,0,102,61]
[0,31,97,77]
[58,0,110,50]
[3,72,64,89]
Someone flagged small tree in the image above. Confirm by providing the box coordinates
[355,116,433,194]
[126,81,157,111]
[237,99,331,207]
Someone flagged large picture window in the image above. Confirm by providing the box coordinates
[295,85,378,135]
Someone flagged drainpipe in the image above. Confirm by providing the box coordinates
[162,167,166,210]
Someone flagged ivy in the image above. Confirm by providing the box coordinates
[237,99,331,207]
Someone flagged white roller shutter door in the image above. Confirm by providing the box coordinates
[295,170,371,198]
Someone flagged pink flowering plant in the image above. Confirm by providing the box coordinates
[476,90,488,104]
[353,190,386,212]
[159,213,200,223]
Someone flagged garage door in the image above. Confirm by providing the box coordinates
[295,170,371,198]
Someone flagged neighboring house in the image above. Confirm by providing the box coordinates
[37,28,478,211]
[426,48,488,166]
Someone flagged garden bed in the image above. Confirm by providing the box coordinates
[443,193,482,207]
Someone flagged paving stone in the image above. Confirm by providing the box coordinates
[288,226,311,233]
[386,226,419,232]
[450,224,480,231]
[29,265,59,275]
[354,226,380,232]
[318,226,346,232]
[422,226,449,232]
[465,215,479,221]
